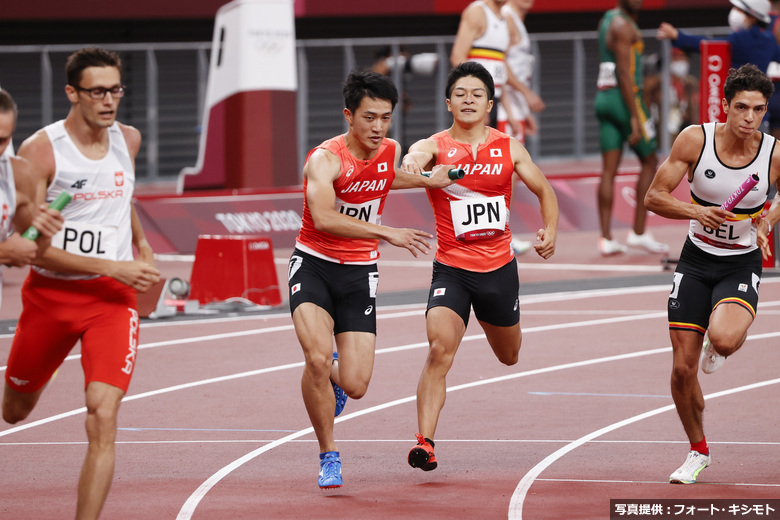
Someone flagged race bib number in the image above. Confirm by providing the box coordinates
[642,116,657,141]
[692,218,752,250]
[450,196,507,241]
[597,62,618,89]
[337,197,381,225]
[51,221,118,260]
[474,59,507,86]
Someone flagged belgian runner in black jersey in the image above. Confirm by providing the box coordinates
[646,64,780,485]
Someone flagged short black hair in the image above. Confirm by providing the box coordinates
[343,69,399,113]
[446,61,495,100]
[0,89,18,120]
[66,47,122,88]
[724,63,774,104]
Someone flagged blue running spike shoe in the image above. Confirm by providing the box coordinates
[318,451,343,489]
[331,352,347,417]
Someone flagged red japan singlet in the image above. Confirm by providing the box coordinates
[296,135,397,263]
[428,128,515,272]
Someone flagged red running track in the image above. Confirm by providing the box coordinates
[1,235,779,519]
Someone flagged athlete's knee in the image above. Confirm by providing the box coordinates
[496,348,519,366]
[426,340,457,370]
[303,351,333,382]
[340,378,369,400]
[707,332,740,357]
[671,361,698,386]
[2,403,29,424]
[2,387,37,424]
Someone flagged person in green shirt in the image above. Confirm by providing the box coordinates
[595,0,668,256]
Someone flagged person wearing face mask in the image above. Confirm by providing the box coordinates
[644,50,700,143]
[667,50,699,139]
[657,0,780,110]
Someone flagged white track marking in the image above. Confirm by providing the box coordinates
[507,376,780,520]
[174,345,678,518]
[0,309,671,438]
[534,478,780,487]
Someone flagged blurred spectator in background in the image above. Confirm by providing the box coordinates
[644,49,699,142]
[371,45,438,148]
[499,0,544,255]
[451,0,544,131]
[657,0,780,133]
[499,0,542,145]
[0,86,13,158]
[595,0,669,256]
[371,46,414,117]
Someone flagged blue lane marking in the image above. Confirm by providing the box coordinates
[118,428,299,433]
[528,392,671,399]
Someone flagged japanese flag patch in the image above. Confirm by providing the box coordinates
[433,288,446,297]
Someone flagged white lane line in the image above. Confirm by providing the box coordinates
[0,361,305,438]
[177,327,780,519]
[535,478,780,488]
[0,309,670,438]
[507,375,780,520]
[6,439,780,448]
[0,283,682,372]
[175,344,676,519]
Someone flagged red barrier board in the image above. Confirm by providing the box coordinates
[699,40,731,124]
[189,235,282,307]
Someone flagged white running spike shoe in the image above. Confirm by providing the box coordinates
[627,230,670,253]
[599,237,627,256]
[700,337,726,374]
[669,450,710,484]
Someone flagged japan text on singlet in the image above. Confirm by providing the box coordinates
[295,135,397,264]
[34,121,135,279]
[467,1,509,96]
[688,122,774,256]
[427,128,515,272]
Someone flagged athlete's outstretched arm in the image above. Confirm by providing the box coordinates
[450,2,485,67]
[305,148,433,257]
[610,16,642,146]
[389,138,455,190]
[645,125,734,227]
[756,144,780,260]
[130,204,155,266]
[511,139,558,259]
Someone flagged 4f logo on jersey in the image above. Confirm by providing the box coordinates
[115,172,124,186]
[71,179,88,189]
[490,148,502,157]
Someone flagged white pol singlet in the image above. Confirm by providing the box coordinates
[34,121,135,279]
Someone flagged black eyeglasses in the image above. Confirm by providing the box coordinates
[72,85,125,100]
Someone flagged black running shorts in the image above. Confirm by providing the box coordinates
[668,237,762,335]
[288,249,378,335]
[426,258,520,328]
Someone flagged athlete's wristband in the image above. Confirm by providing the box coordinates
[761,216,773,236]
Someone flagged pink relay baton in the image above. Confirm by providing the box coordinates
[720,174,759,212]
